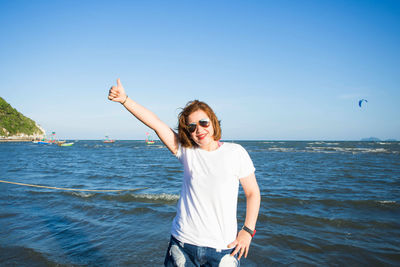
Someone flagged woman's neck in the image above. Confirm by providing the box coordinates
[199,140,219,151]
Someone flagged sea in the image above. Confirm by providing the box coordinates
[0,140,399,266]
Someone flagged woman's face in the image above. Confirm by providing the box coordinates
[187,109,216,149]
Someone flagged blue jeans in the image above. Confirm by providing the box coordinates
[164,236,240,267]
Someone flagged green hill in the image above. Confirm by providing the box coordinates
[0,97,45,139]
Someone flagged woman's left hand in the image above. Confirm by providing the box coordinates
[228,229,253,260]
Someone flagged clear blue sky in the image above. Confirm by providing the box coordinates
[1,0,399,140]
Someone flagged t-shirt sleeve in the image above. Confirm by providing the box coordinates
[237,145,256,179]
[175,143,184,163]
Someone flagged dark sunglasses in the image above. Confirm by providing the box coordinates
[187,118,210,133]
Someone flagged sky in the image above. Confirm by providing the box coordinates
[0,0,399,140]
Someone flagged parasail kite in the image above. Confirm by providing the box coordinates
[358,99,368,107]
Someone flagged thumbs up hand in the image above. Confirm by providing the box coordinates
[108,78,127,104]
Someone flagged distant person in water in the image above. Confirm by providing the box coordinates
[108,79,260,266]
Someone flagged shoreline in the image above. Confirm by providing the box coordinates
[0,138,41,143]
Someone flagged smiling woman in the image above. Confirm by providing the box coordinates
[108,78,260,266]
[177,100,222,150]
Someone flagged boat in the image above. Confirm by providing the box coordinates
[59,142,74,147]
[103,136,115,143]
[35,132,61,144]
[48,131,58,144]
[145,132,155,145]
[37,141,51,144]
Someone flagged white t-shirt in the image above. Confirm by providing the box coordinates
[171,142,255,249]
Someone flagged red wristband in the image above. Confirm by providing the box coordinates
[242,225,256,237]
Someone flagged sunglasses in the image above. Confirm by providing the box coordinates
[187,118,210,133]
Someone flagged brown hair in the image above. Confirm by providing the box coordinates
[177,100,221,148]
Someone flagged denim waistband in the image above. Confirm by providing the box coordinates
[170,235,232,253]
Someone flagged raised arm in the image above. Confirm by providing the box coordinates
[108,78,179,154]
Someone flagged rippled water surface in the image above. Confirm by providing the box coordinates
[1,140,399,266]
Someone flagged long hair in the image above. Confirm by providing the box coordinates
[177,100,221,148]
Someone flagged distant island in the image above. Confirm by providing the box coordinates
[0,97,46,142]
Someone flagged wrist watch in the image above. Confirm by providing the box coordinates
[242,225,256,237]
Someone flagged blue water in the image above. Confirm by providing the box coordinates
[1,140,399,266]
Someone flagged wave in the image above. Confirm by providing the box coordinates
[70,192,96,198]
[307,142,325,145]
[377,200,397,204]
[307,142,340,145]
[24,187,179,205]
[99,192,180,204]
[147,145,165,149]
[306,147,391,154]
[129,193,179,203]
[268,147,297,152]
[30,190,181,207]
[266,146,394,154]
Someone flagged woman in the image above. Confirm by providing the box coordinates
[108,79,260,266]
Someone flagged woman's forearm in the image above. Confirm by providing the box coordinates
[244,190,261,230]
[121,96,178,154]
[122,97,166,131]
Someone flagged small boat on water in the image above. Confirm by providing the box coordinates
[145,132,155,145]
[34,132,65,145]
[59,142,74,147]
[36,141,51,144]
[104,136,115,143]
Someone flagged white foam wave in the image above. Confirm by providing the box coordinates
[131,193,180,202]
[306,146,390,154]
[377,200,396,204]
[268,147,296,152]
[71,192,95,198]
[268,146,392,154]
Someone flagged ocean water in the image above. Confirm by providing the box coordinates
[0,140,399,266]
